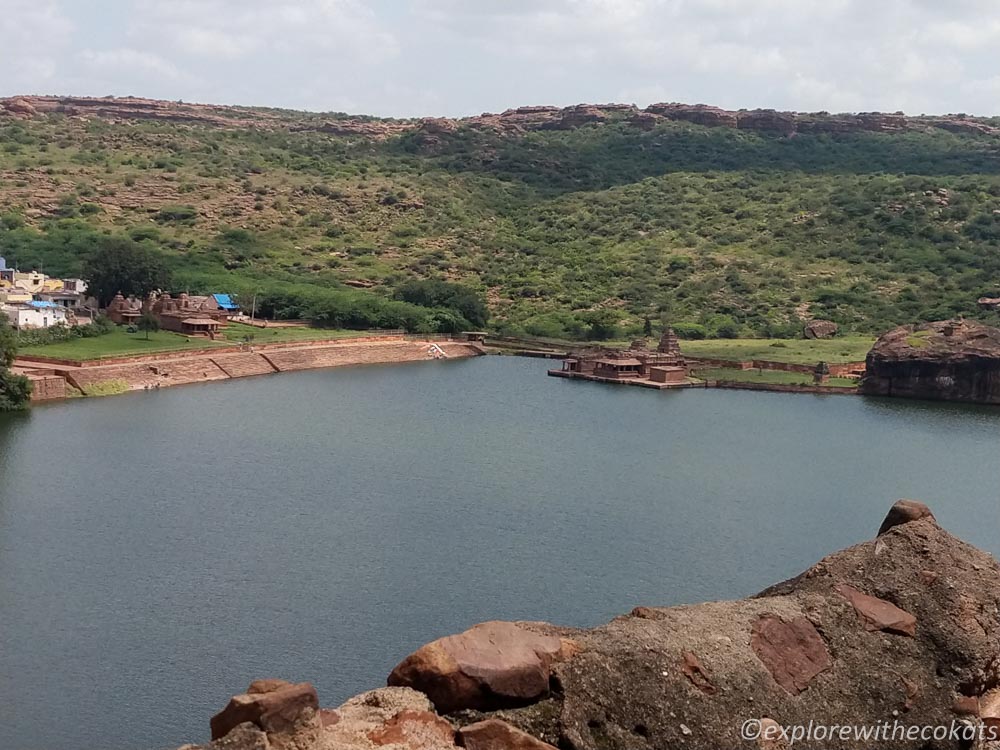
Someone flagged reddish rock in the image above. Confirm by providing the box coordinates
[951,695,979,715]
[388,621,572,713]
[750,615,831,694]
[247,679,292,695]
[835,583,917,636]
[680,651,717,695]
[210,682,319,741]
[367,709,455,748]
[878,499,936,535]
[737,109,797,136]
[3,97,37,117]
[645,102,738,128]
[803,320,839,340]
[458,719,558,749]
[861,320,1000,404]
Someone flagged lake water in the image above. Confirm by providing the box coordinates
[1,356,999,750]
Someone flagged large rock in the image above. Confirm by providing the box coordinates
[388,621,576,713]
[210,681,319,743]
[503,503,1000,749]
[178,503,1000,750]
[803,320,838,339]
[877,499,935,535]
[861,319,1000,403]
[324,687,457,750]
[458,719,558,749]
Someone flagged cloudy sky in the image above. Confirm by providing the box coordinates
[2,0,999,117]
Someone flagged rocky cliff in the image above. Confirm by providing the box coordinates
[181,500,1000,750]
[861,320,1000,404]
[3,95,998,141]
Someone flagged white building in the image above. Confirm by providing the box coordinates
[3,301,71,330]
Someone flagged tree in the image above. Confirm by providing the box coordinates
[83,237,172,308]
[136,311,159,340]
[0,317,31,411]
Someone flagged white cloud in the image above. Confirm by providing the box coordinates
[1,0,1000,116]
[0,0,73,92]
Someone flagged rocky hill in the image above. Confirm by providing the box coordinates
[178,500,1000,750]
[3,95,1000,338]
[4,95,1000,140]
[862,319,1000,403]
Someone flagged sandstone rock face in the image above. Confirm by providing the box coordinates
[861,319,1000,403]
[458,719,558,749]
[210,681,319,744]
[178,504,1000,750]
[803,319,838,339]
[387,621,573,713]
[834,583,917,636]
[750,615,832,694]
[4,95,999,144]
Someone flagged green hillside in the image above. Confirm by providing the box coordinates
[3,106,1000,339]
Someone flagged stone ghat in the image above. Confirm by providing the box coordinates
[262,342,477,373]
[180,500,1000,750]
[46,340,482,396]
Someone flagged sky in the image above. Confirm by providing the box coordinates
[2,0,1000,118]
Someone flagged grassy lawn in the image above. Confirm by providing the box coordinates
[19,329,230,361]
[693,367,858,389]
[221,322,377,344]
[680,336,875,364]
[20,324,396,361]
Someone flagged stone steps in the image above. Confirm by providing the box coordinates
[211,353,278,378]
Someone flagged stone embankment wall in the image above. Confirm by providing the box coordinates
[687,356,865,377]
[19,339,482,398]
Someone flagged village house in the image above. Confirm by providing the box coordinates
[3,300,72,330]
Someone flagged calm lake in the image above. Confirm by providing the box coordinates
[1,356,999,750]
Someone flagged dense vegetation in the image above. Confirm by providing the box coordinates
[2,109,1000,339]
[0,317,30,410]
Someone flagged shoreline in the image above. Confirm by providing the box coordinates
[14,335,486,401]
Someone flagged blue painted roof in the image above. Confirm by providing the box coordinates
[213,293,239,310]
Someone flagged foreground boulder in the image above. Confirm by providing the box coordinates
[180,500,1000,750]
[387,621,577,713]
[861,319,1000,403]
[209,680,319,748]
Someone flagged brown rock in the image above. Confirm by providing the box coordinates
[248,679,292,695]
[367,709,455,748]
[835,583,917,636]
[750,615,831,694]
[3,97,37,117]
[458,719,558,750]
[210,682,319,741]
[803,320,839,340]
[878,499,936,535]
[388,621,570,713]
[981,689,1000,738]
[645,102,738,128]
[919,569,939,585]
[680,651,717,695]
[951,695,979,715]
[756,718,790,750]
[861,320,1000,404]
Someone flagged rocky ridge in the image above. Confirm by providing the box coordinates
[181,500,1000,750]
[3,95,999,141]
[861,319,1000,403]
